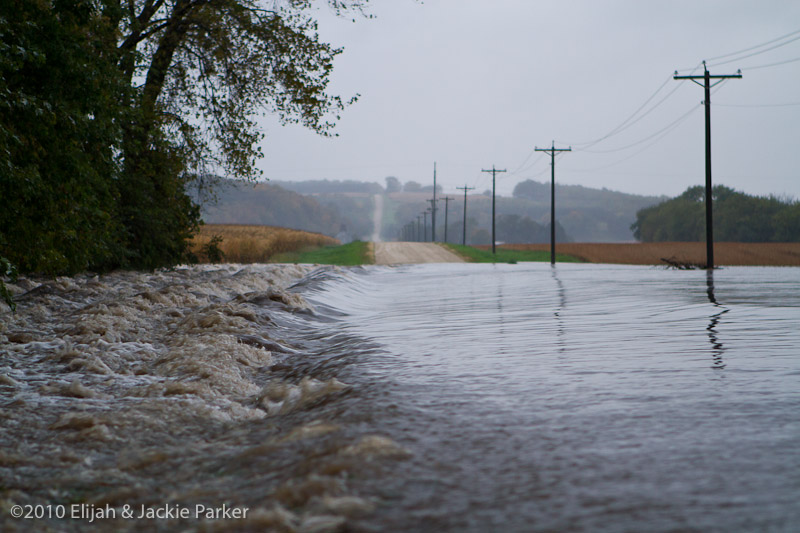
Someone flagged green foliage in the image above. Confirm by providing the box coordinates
[0,0,124,274]
[1,256,18,311]
[1,1,366,275]
[202,235,225,263]
[444,244,581,264]
[272,241,372,266]
[632,185,800,242]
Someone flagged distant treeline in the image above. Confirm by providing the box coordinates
[273,179,384,195]
[632,186,800,242]
[202,181,374,241]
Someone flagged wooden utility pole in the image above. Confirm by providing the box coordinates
[482,166,506,254]
[431,162,437,242]
[440,196,454,243]
[456,185,475,245]
[427,198,438,241]
[422,210,429,242]
[534,142,571,264]
[674,61,741,270]
[416,215,421,242]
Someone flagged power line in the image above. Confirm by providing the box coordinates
[713,101,800,107]
[560,74,689,150]
[704,27,800,62]
[743,55,800,71]
[581,103,701,154]
[708,33,800,68]
[566,104,700,174]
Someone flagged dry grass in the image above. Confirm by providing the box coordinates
[487,242,800,266]
[191,224,339,263]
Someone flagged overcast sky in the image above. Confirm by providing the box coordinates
[256,0,800,199]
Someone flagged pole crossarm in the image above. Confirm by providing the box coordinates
[534,142,571,264]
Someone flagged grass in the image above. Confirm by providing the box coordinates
[492,242,800,266]
[270,241,373,266]
[444,243,582,263]
[191,224,339,263]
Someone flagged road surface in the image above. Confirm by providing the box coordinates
[374,242,465,265]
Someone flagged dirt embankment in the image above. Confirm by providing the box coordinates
[490,242,800,266]
[374,242,465,265]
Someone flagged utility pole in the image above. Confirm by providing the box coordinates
[674,61,741,270]
[416,215,421,242]
[482,165,506,254]
[456,185,475,246]
[422,210,429,242]
[427,198,438,241]
[534,142,571,265]
[431,162,437,242]
[440,196,454,244]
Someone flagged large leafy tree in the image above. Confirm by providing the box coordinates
[113,0,365,268]
[1,0,367,273]
[0,0,123,274]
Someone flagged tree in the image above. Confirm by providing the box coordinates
[0,0,124,274]
[112,0,367,268]
[632,185,800,242]
[385,176,401,193]
[1,0,369,273]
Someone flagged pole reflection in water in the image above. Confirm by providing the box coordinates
[706,270,728,370]
[551,265,567,353]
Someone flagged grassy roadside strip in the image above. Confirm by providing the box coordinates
[443,243,582,263]
[270,241,374,266]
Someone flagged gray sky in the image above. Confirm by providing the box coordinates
[257,0,800,199]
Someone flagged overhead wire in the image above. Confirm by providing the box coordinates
[708,32,800,68]
[743,55,800,71]
[504,28,799,192]
[579,104,700,154]
[566,105,701,174]
[714,101,800,108]
[704,27,800,62]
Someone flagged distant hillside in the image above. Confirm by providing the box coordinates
[201,181,354,238]
[201,178,669,243]
[511,180,667,242]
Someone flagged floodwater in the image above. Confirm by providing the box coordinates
[301,263,800,532]
[1,262,799,532]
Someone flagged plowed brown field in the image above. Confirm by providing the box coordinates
[479,242,800,266]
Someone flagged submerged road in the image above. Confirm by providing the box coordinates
[373,242,465,265]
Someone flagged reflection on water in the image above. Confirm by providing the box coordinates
[706,270,728,370]
[305,263,800,532]
[551,266,566,353]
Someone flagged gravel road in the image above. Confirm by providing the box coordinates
[374,242,465,265]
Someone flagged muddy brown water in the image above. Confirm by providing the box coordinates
[2,263,799,532]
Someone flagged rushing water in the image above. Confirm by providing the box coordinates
[2,263,798,532]
[301,263,800,532]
